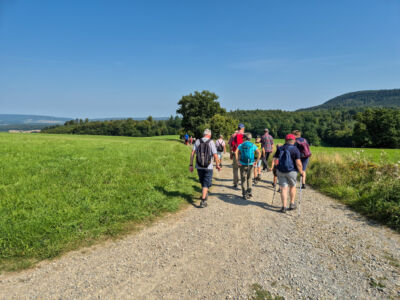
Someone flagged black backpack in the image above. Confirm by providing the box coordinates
[196,139,212,168]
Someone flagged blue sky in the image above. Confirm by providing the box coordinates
[1,0,399,118]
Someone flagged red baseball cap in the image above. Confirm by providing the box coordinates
[285,134,296,141]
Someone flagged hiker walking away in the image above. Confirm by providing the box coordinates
[215,134,226,168]
[273,134,304,213]
[293,130,312,189]
[184,133,189,145]
[253,135,264,184]
[270,144,282,188]
[235,133,260,199]
[190,129,221,208]
[261,128,274,171]
[229,124,245,188]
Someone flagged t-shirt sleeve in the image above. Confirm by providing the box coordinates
[192,140,199,151]
[293,147,301,160]
[210,141,217,155]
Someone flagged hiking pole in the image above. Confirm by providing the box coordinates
[272,184,276,206]
[298,179,303,216]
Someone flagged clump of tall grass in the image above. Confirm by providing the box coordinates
[307,151,400,231]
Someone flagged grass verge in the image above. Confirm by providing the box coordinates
[307,152,400,232]
[0,133,198,272]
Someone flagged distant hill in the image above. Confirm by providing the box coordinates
[0,114,170,131]
[299,89,400,111]
[0,114,71,125]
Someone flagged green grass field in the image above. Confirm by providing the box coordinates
[0,133,197,272]
[273,139,400,164]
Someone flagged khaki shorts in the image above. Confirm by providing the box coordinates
[276,170,297,187]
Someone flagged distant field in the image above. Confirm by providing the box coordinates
[273,139,400,164]
[0,133,197,272]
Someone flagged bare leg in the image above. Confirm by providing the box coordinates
[280,186,288,208]
[289,185,296,204]
[202,187,208,200]
[302,172,306,185]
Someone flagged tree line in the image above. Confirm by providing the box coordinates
[42,116,181,137]
[41,90,400,148]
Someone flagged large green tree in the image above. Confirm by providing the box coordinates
[176,90,226,137]
[210,114,238,139]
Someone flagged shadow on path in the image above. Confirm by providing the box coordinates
[211,192,281,212]
[154,185,203,208]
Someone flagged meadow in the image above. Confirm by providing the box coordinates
[274,139,400,163]
[0,133,197,272]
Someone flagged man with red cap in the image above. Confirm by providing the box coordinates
[273,134,304,213]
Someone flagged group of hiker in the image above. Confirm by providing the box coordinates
[188,124,312,212]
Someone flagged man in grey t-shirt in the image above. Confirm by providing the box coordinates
[190,129,221,207]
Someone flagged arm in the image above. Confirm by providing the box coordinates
[254,149,261,166]
[262,147,266,158]
[214,153,221,171]
[189,150,196,172]
[235,148,241,166]
[223,143,226,154]
[295,159,304,176]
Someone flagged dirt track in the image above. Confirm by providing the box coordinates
[1,154,399,299]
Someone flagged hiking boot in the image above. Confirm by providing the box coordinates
[301,184,306,189]
[272,183,276,188]
[257,174,261,180]
[280,207,287,213]
[289,202,297,210]
[200,200,208,208]
[247,190,253,198]
[234,184,238,189]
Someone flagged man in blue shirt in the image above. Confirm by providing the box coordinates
[235,133,260,199]
[273,134,304,213]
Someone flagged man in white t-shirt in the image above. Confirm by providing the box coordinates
[189,129,221,208]
[215,134,226,168]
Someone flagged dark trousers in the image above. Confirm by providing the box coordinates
[262,151,271,170]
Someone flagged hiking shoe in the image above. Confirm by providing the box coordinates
[234,184,238,189]
[200,200,208,208]
[289,203,297,210]
[272,183,276,188]
[280,207,287,213]
[301,184,306,189]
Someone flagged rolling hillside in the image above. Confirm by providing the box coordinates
[299,89,400,111]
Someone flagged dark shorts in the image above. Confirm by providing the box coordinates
[301,157,310,171]
[197,169,213,188]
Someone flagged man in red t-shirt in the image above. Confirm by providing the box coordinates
[229,123,245,188]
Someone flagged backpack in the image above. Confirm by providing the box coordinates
[196,139,212,168]
[216,140,224,152]
[239,141,255,165]
[277,145,295,172]
[230,133,244,152]
[296,138,312,158]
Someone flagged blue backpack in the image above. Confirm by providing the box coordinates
[240,141,255,165]
[277,145,295,172]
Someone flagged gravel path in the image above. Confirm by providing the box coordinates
[1,155,399,299]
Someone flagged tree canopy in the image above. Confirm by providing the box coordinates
[177,90,226,137]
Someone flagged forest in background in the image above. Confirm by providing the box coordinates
[42,90,400,148]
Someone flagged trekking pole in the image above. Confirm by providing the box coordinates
[272,184,276,206]
[298,179,303,216]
